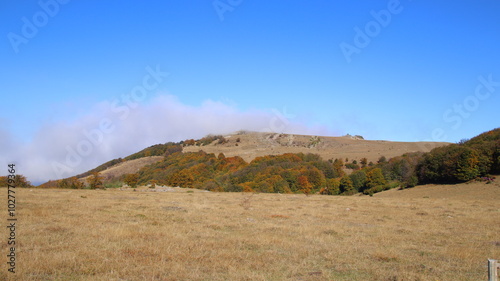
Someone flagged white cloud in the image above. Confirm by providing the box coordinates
[1,94,332,184]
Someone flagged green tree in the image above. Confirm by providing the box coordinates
[340,176,355,194]
[349,170,367,191]
[321,178,340,195]
[378,156,387,164]
[306,167,326,190]
[455,148,480,181]
[418,145,482,183]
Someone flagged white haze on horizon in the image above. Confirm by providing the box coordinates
[0,95,333,184]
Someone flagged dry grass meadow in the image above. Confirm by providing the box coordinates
[183,132,449,164]
[1,182,499,280]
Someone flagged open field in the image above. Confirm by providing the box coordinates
[1,183,499,280]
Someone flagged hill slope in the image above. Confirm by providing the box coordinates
[374,180,500,200]
[40,131,449,188]
[183,131,448,163]
[78,156,164,183]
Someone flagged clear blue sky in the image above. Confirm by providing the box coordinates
[1,0,499,183]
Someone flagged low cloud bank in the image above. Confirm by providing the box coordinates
[0,95,332,183]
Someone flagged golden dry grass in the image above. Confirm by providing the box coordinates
[183,132,448,164]
[1,183,499,280]
[79,156,164,183]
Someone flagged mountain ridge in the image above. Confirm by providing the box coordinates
[39,131,449,188]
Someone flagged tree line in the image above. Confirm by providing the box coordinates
[42,128,499,194]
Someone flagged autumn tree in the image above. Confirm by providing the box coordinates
[124,173,139,188]
[59,177,84,189]
[320,178,340,195]
[218,153,226,160]
[184,139,196,146]
[298,175,312,195]
[0,177,7,187]
[2,175,33,188]
[360,157,368,167]
[366,168,387,189]
[87,172,104,189]
[332,158,345,178]
[168,170,194,188]
[455,148,480,181]
[306,167,326,190]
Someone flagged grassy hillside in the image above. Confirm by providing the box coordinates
[40,131,448,190]
[40,128,499,196]
[183,131,448,164]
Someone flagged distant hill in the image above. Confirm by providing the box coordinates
[39,131,448,189]
[183,131,448,164]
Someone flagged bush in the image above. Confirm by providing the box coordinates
[198,134,225,146]
[104,181,123,189]
[378,156,387,164]
[345,163,360,170]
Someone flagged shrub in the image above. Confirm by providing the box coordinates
[360,158,368,166]
[378,156,387,164]
[104,181,123,189]
[149,180,158,189]
[345,163,360,170]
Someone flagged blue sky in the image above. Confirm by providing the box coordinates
[1,0,499,183]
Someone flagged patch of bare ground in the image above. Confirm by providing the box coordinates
[1,183,498,280]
